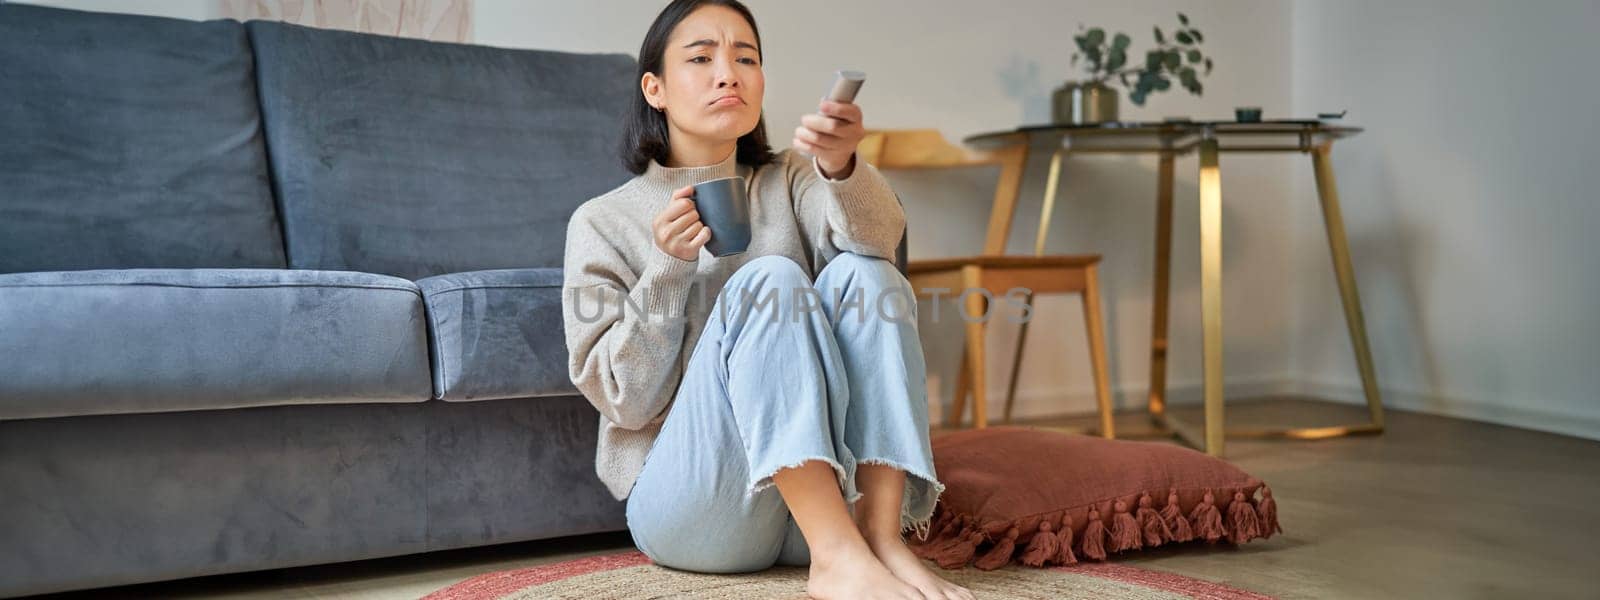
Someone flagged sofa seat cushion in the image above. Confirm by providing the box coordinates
[0,269,433,421]
[416,268,573,401]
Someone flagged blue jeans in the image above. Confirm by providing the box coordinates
[624,253,944,573]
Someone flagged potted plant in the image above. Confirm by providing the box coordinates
[1054,13,1215,125]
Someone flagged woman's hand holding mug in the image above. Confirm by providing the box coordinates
[653,185,710,261]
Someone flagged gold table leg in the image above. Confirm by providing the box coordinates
[1197,139,1225,456]
[1148,152,1175,426]
[1151,142,1386,451]
[1033,150,1067,257]
[1003,149,1066,424]
[1151,139,1223,455]
[1312,144,1386,431]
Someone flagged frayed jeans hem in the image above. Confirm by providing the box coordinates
[748,455,863,504]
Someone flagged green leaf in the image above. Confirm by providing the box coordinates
[1075,35,1092,53]
[1178,12,1189,25]
[1191,29,1204,43]
[1176,31,1193,45]
[1153,26,1165,44]
[1130,91,1147,106]
[1146,50,1164,70]
[1086,48,1103,70]
[1178,68,1200,94]
[1086,28,1105,47]
[1107,48,1126,71]
[1113,33,1131,49]
[1154,75,1171,91]
[1205,58,1214,74]
[1165,50,1181,70]
[1187,49,1202,63]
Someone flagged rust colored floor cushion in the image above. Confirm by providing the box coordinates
[910,426,1282,570]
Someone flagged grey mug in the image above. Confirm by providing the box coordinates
[692,176,752,257]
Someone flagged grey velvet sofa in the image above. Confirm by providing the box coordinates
[0,4,643,597]
[0,4,909,597]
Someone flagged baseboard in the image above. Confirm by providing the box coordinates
[1294,379,1600,442]
[949,376,1600,442]
[945,376,1300,423]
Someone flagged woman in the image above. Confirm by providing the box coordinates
[562,2,971,599]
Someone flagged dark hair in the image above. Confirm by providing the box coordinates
[621,0,775,174]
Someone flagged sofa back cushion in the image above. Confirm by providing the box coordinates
[246,21,637,281]
[0,5,288,275]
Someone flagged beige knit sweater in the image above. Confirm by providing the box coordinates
[562,148,903,501]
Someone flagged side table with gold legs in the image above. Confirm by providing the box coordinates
[965,121,1386,456]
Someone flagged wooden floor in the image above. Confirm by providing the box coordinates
[33,398,1600,599]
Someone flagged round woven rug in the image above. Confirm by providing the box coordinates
[423,550,1274,599]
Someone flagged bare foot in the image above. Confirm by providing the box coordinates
[867,534,976,600]
[807,539,924,600]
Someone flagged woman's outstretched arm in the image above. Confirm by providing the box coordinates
[790,99,904,262]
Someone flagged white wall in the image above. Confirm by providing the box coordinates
[1288,0,1600,439]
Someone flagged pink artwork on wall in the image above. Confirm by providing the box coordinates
[220,0,472,43]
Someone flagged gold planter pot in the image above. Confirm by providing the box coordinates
[1052,81,1119,125]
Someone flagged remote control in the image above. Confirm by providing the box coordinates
[824,70,866,103]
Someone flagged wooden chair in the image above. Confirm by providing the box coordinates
[858,130,1113,437]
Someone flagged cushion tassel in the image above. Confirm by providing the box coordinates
[1226,491,1261,544]
[915,515,967,558]
[910,512,952,548]
[1161,490,1195,543]
[1109,500,1143,552]
[1137,493,1172,547]
[1053,514,1078,565]
[1258,486,1282,538]
[973,526,1020,571]
[1079,508,1108,561]
[1019,520,1061,567]
[1189,491,1227,544]
[932,529,983,569]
